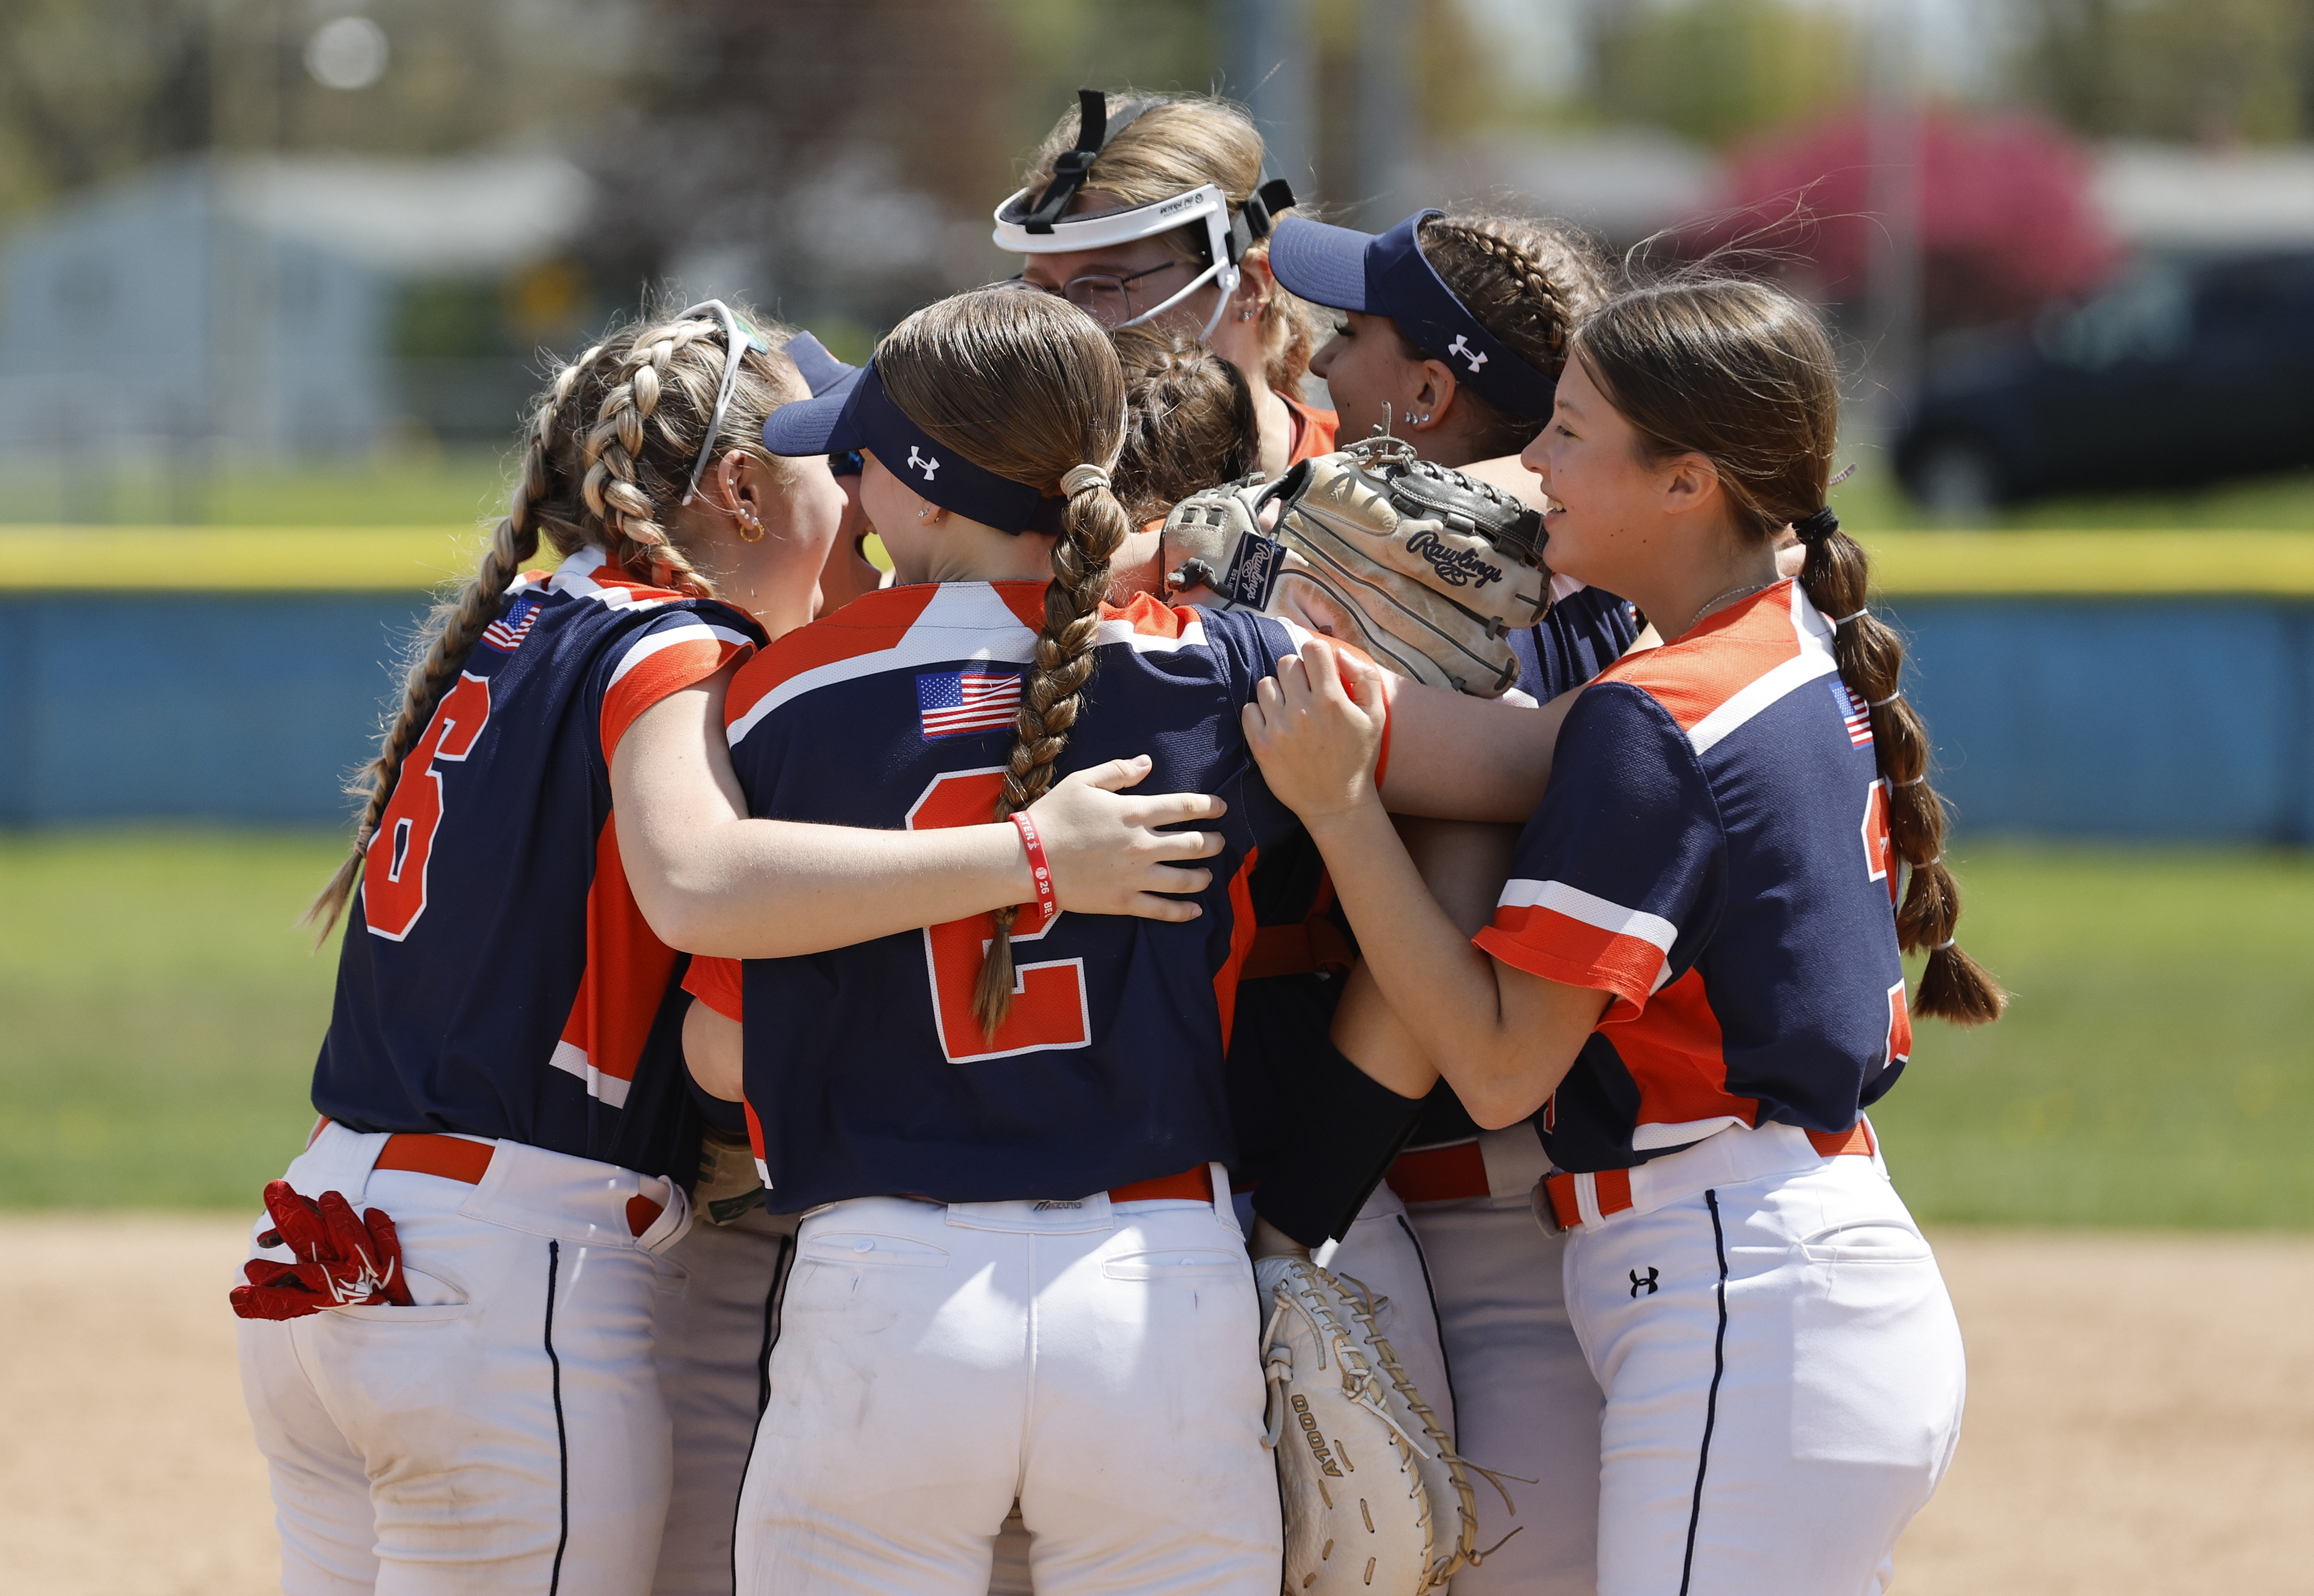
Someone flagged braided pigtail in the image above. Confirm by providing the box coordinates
[300,348,592,940]
[1794,512,2005,1023]
[1574,276,2005,1028]
[971,463,1132,1033]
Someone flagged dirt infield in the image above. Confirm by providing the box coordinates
[5,1216,2310,1594]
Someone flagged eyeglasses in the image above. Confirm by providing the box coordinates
[1003,259,1196,327]
[674,299,771,505]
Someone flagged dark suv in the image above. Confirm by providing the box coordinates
[1895,251,2314,513]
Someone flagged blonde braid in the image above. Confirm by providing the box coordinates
[1433,222,1574,365]
[300,350,594,940]
[581,323,723,598]
[970,464,1133,1034]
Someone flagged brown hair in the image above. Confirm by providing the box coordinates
[1017,92,1325,397]
[1399,213,1609,458]
[1571,278,2004,1025]
[305,300,804,937]
[1108,323,1258,524]
[876,288,1132,1033]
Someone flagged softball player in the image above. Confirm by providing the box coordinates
[682,286,1563,1596]
[233,299,1237,1596]
[1246,276,1997,1596]
[1263,205,1635,1592]
[1000,89,1336,476]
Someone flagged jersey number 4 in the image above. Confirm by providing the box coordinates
[363,672,492,941]
[907,769,1091,1063]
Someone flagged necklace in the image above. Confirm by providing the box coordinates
[1680,578,1773,637]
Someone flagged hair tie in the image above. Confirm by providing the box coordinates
[1835,609,1869,627]
[1792,507,1840,544]
[1868,690,1903,707]
[1060,464,1111,496]
[1931,937,1957,951]
[1895,775,1927,787]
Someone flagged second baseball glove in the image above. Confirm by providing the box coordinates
[1258,1254,1484,1594]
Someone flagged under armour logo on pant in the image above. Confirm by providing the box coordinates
[1448,334,1488,374]
[908,446,940,480]
[1629,1266,1660,1298]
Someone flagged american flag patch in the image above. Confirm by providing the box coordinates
[918,669,1021,739]
[1831,678,1873,746]
[481,597,541,653]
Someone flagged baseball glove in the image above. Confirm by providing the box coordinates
[1258,1254,1483,1594]
[1162,436,1550,696]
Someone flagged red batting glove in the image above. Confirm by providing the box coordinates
[229,1180,416,1320]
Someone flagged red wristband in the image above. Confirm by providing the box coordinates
[1010,810,1057,924]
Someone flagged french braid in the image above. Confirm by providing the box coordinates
[303,301,800,939]
[873,288,1132,1037]
[1572,278,2005,1026]
[1405,214,1609,457]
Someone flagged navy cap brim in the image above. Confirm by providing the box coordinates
[1267,217,1382,314]
[762,381,865,457]
[781,331,862,400]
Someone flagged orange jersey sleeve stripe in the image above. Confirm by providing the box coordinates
[600,628,753,762]
[1476,909,1664,1019]
[683,954,745,1023]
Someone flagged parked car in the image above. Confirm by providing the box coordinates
[1895,251,2314,513]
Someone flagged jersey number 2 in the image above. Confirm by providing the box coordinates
[363,672,492,941]
[907,769,1091,1063]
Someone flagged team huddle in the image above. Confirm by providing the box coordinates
[226,89,2002,1596]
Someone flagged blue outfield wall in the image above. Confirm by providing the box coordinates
[1,593,2310,840]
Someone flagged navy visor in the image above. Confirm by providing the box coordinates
[1269,210,1560,420]
[763,362,1047,534]
[781,331,860,399]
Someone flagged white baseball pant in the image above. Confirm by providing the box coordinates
[1564,1124,1966,1596]
[1393,1127,1603,1596]
[237,1121,691,1596]
[651,1203,802,1596]
[733,1174,1280,1596]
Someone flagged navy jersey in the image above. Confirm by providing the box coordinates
[313,547,761,1179]
[1475,580,1913,1173]
[1511,575,1643,704]
[712,582,1312,1212]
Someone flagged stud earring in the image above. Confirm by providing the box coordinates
[735,508,765,542]
[917,504,933,520]
[1411,413,1430,426]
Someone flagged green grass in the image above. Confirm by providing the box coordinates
[0,830,346,1208]
[1874,843,2314,1228]
[1,831,2309,1223]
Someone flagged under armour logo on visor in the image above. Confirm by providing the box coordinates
[907,446,940,481]
[1448,334,1487,374]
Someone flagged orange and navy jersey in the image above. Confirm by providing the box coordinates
[1282,394,1339,467]
[1474,580,1913,1173]
[312,547,762,1179]
[705,581,1314,1211]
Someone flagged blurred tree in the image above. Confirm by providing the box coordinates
[2012,0,2314,145]
[1717,106,2120,334]
[0,0,210,225]
[1584,0,1857,148]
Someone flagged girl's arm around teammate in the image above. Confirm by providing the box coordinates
[615,668,1229,959]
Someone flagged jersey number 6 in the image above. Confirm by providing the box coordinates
[907,768,1092,1063]
[363,672,493,941]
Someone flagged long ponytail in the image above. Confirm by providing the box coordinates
[1573,278,2005,1025]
